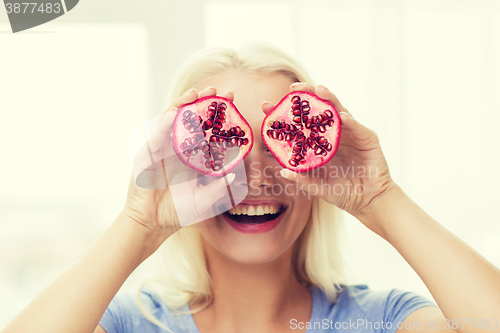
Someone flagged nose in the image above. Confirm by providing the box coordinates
[237,144,275,193]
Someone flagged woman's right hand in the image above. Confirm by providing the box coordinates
[122,87,237,241]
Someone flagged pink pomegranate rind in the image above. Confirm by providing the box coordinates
[172,96,253,177]
[261,91,341,172]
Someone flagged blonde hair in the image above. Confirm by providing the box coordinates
[137,42,345,331]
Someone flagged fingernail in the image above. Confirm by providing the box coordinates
[183,88,196,95]
[169,107,177,112]
[340,111,352,118]
[225,173,236,184]
[280,169,297,179]
[291,82,302,87]
[317,84,328,90]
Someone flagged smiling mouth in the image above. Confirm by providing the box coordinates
[224,204,284,224]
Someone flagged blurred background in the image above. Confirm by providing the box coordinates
[1,0,500,328]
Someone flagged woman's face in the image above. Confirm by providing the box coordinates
[194,70,313,265]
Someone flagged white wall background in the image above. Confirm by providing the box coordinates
[1,0,500,329]
[0,23,151,328]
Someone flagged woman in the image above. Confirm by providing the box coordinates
[3,44,499,333]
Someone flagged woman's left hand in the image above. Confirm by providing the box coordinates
[263,83,397,232]
[265,84,500,328]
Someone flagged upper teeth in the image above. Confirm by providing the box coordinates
[228,204,281,216]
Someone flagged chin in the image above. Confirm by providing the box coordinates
[197,204,309,266]
[216,236,291,265]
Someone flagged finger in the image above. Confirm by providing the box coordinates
[198,86,217,99]
[220,90,235,103]
[194,173,236,214]
[339,112,377,142]
[261,101,275,115]
[169,89,199,110]
[132,147,158,170]
[314,85,348,113]
[341,108,353,118]
[133,166,168,189]
[130,110,176,173]
[290,82,315,94]
[148,108,178,153]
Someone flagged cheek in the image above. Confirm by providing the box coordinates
[196,217,220,240]
[285,182,314,230]
[194,217,220,248]
[290,200,313,226]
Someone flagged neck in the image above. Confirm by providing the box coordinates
[192,239,311,333]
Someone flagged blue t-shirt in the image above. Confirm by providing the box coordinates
[99,284,436,333]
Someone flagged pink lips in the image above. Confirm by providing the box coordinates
[222,201,285,234]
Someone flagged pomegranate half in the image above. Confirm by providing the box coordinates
[172,96,253,177]
[261,91,341,172]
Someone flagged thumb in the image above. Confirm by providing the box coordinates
[193,173,236,216]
